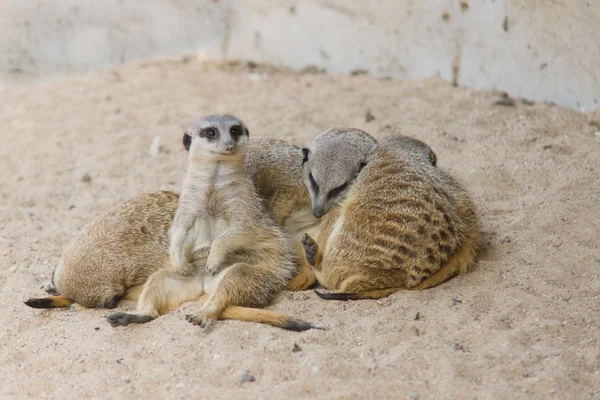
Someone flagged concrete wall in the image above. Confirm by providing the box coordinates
[1,0,598,111]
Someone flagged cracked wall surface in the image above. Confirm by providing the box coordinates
[1,0,598,110]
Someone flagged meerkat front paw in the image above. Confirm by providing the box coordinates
[301,233,318,266]
[170,246,194,275]
[205,251,226,276]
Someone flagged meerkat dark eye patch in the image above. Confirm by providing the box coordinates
[183,133,191,151]
[230,125,244,140]
[359,161,367,172]
[200,128,218,140]
[302,148,309,165]
[308,172,319,195]
[327,182,348,199]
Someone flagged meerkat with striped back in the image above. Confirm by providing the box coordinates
[301,132,480,299]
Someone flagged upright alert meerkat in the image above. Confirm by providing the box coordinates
[302,133,480,299]
[107,115,316,330]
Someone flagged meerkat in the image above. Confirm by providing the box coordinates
[107,115,317,331]
[24,191,179,309]
[301,133,480,299]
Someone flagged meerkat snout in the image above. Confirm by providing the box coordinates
[182,114,249,156]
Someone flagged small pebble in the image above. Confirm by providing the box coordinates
[493,97,516,107]
[411,326,420,336]
[94,327,100,331]
[124,377,131,384]
[239,370,255,383]
[148,136,161,158]
[407,391,420,399]
[414,312,420,321]
[292,343,302,352]
[365,110,375,123]
[81,173,92,183]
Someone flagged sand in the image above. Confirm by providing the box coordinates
[1,59,599,399]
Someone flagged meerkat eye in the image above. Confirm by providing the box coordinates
[203,128,216,138]
[327,182,348,199]
[308,172,319,195]
[230,125,242,138]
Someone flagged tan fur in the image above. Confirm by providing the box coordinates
[303,133,480,300]
[107,115,316,330]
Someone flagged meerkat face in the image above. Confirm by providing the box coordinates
[302,128,376,218]
[182,114,249,156]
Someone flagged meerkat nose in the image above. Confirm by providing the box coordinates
[312,206,325,218]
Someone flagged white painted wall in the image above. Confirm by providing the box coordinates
[1,0,598,110]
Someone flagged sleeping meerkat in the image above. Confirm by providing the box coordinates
[107,115,317,330]
[302,133,480,300]
[24,139,318,320]
[24,191,179,309]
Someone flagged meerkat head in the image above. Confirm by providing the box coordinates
[182,114,249,157]
[379,135,437,166]
[302,128,377,218]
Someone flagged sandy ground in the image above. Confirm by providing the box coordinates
[1,59,599,399]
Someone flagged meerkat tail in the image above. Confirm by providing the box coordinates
[314,287,403,300]
[24,295,74,309]
[220,306,319,331]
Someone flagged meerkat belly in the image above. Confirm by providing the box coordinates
[190,214,229,250]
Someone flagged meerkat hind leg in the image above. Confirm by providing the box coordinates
[186,263,261,328]
[107,312,154,327]
[107,269,204,327]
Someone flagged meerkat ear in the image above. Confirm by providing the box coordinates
[302,148,309,165]
[183,133,191,152]
[429,149,437,167]
[359,161,368,172]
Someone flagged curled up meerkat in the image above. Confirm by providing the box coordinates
[107,114,318,330]
[301,132,480,300]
